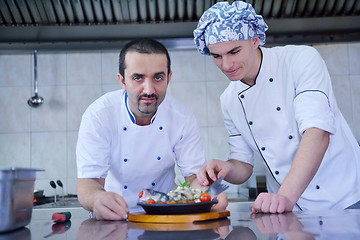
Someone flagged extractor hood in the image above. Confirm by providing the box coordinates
[0,0,359,51]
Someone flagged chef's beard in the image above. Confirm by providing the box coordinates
[137,93,158,115]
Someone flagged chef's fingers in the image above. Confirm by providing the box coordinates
[269,200,280,214]
[260,198,271,213]
[93,204,125,221]
[212,192,228,210]
[250,193,266,213]
[197,159,221,185]
[114,194,129,213]
[205,166,218,183]
[196,165,210,186]
[93,192,128,220]
[206,159,224,182]
[108,194,129,219]
[277,201,286,213]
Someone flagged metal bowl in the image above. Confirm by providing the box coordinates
[0,168,43,232]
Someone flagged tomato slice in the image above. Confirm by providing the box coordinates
[146,199,156,204]
[199,193,211,202]
[138,190,144,198]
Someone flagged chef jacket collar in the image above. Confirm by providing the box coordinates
[124,92,157,124]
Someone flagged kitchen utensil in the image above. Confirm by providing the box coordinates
[56,180,64,201]
[0,167,44,232]
[52,211,71,223]
[137,200,218,215]
[207,177,229,198]
[27,49,44,108]
[128,209,230,223]
[50,180,57,203]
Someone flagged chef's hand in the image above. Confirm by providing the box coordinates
[187,174,228,210]
[211,192,228,210]
[250,192,294,214]
[197,159,232,186]
[92,191,129,220]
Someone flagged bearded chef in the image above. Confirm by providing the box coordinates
[194,1,360,213]
[76,38,227,220]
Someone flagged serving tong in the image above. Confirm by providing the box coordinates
[207,177,229,198]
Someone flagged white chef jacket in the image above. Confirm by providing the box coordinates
[76,90,205,212]
[221,45,360,211]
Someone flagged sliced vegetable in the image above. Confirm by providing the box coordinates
[145,199,156,204]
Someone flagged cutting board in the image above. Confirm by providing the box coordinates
[128,210,230,223]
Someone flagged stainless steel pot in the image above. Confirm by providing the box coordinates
[0,168,43,232]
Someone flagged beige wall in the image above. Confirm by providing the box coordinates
[0,42,359,197]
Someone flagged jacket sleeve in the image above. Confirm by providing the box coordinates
[292,46,336,136]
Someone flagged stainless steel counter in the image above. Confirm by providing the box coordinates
[1,202,360,239]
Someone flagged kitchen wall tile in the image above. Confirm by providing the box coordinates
[67,52,102,85]
[0,54,31,87]
[206,81,229,126]
[102,84,121,94]
[0,133,31,168]
[331,75,353,126]
[67,131,78,179]
[31,86,67,132]
[67,85,102,131]
[349,43,360,75]
[38,52,67,86]
[101,51,120,84]
[170,49,207,82]
[66,178,78,195]
[205,56,228,82]
[314,43,349,76]
[0,87,31,133]
[31,132,67,180]
[350,75,360,141]
[169,81,207,127]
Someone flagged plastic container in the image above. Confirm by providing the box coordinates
[0,168,43,232]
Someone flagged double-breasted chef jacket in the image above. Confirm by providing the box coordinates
[76,90,205,212]
[221,45,360,211]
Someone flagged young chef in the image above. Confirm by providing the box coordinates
[76,38,227,220]
[194,1,360,213]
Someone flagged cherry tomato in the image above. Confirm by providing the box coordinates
[138,190,144,198]
[146,199,156,204]
[199,193,211,202]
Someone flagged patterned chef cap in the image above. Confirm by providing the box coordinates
[193,1,268,55]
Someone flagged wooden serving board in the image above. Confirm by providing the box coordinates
[128,210,230,223]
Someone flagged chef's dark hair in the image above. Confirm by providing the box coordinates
[119,38,171,77]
